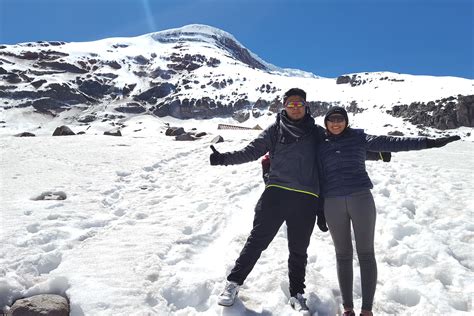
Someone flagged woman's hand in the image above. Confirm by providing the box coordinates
[426,135,461,148]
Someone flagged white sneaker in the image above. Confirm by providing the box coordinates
[217,281,240,306]
[289,293,310,314]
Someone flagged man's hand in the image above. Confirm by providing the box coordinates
[210,145,225,165]
[426,135,461,148]
[379,152,391,162]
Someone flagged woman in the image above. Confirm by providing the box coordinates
[318,106,460,316]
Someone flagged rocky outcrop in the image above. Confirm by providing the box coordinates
[233,110,250,123]
[166,53,219,72]
[134,83,176,104]
[115,102,146,114]
[387,95,474,129]
[336,74,405,87]
[151,97,250,119]
[215,36,266,70]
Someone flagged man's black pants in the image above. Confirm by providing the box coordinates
[227,186,318,296]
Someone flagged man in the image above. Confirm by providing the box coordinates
[210,88,323,313]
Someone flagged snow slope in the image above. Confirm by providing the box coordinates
[1,115,472,315]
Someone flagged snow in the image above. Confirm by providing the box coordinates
[1,114,473,315]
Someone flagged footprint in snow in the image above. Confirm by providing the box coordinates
[134,212,149,220]
[183,226,193,235]
[197,202,209,212]
[116,170,132,177]
[26,223,40,233]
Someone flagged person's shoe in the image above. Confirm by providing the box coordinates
[343,311,355,316]
[289,293,310,314]
[217,281,240,306]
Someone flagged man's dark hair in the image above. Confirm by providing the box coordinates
[283,88,306,104]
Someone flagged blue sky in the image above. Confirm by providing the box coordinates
[1,0,472,79]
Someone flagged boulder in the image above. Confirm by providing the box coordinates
[104,130,122,136]
[52,125,75,136]
[14,132,36,137]
[31,191,67,201]
[165,127,185,136]
[211,135,224,144]
[10,294,69,316]
[195,132,207,137]
[232,110,250,123]
[175,133,197,141]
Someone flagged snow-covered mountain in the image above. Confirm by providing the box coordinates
[0,24,473,138]
[1,25,474,315]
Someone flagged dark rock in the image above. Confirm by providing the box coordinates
[29,98,70,114]
[134,83,176,103]
[336,75,351,84]
[37,61,88,73]
[456,95,474,127]
[31,79,47,88]
[211,135,224,144]
[388,130,404,136]
[253,98,269,109]
[233,110,250,123]
[252,109,262,118]
[5,73,22,84]
[10,294,69,316]
[175,133,197,141]
[96,72,118,79]
[165,127,185,136]
[134,55,149,65]
[347,101,364,114]
[78,114,97,123]
[0,66,7,74]
[53,125,75,136]
[122,83,137,95]
[215,36,266,70]
[15,132,36,137]
[195,132,207,137]
[115,103,146,114]
[31,191,67,201]
[387,95,474,129]
[112,43,129,49]
[268,97,283,113]
[105,60,121,69]
[78,79,112,98]
[77,131,86,135]
[150,67,173,79]
[104,130,122,136]
[151,103,170,117]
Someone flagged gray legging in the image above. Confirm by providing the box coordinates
[324,190,377,311]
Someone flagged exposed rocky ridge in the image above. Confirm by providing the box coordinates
[387,95,474,130]
[337,73,405,87]
[0,25,472,132]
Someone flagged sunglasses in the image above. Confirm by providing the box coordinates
[285,101,306,108]
[326,115,346,123]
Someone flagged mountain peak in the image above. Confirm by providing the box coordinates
[148,24,270,71]
[150,24,239,43]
